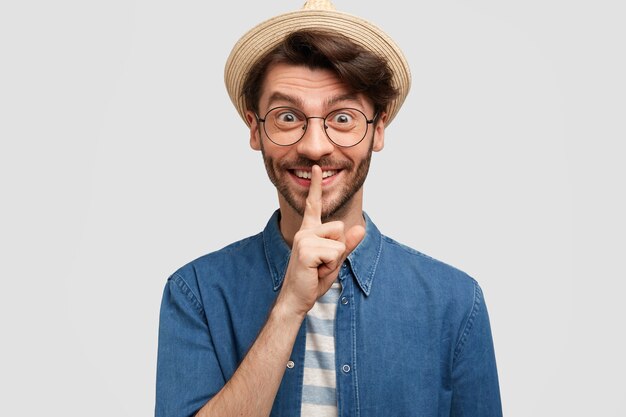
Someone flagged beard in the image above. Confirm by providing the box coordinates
[260,141,374,222]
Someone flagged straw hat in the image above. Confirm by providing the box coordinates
[224,0,411,127]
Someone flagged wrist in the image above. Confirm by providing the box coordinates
[273,294,307,323]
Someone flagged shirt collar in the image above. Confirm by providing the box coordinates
[262,209,383,296]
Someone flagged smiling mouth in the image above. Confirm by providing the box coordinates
[292,169,339,180]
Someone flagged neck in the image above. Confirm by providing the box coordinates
[278,190,366,248]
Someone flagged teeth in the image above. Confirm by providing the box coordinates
[294,170,338,179]
[294,170,311,179]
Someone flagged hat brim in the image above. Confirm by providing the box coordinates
[224,9,411,127]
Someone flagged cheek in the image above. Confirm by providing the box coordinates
[345,146,372,162]
[263,146,294,164]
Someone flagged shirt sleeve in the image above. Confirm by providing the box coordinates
[155,273,225,417]
[450,281,503,417]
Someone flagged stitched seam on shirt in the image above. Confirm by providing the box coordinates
[171,273,204,315]
[364,233,383,294]
[263,230,283,290]
[382,235,462,271]
[279,251,291,287]
[453,279,481,361]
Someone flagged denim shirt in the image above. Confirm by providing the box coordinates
[156,211,502,417]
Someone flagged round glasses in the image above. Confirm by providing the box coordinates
[256,106,376,148]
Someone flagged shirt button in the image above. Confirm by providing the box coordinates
[286,360,295,369]
[341,296,349,305]
[342,262,348,269]
[342,364,351,373]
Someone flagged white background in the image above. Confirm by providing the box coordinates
[1,0,624,415]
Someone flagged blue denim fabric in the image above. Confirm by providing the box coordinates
[156,211,502,417]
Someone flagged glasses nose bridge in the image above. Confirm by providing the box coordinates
[304,115,327,129]
[302,114,330,140]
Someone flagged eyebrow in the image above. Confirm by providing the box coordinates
[265,91,365,110]
[266,92,305,108]
[326,93,363,108]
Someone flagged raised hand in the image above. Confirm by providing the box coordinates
[277,165,366,317]
[194,166,366,417]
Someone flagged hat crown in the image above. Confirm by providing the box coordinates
[301,0,336,11]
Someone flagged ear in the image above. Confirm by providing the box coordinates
[372,112,387,152]
[246,111,262,151]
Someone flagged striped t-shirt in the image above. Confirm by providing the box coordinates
[301,280,342,417]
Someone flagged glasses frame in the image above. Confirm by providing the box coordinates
[255,106,377,148]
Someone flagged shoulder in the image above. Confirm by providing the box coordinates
[379,234,479,304]
[377,235,488,347]
[168,232,265,294]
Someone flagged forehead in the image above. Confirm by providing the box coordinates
[259,63,371,112]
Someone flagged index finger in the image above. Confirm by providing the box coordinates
[301,165,322,229]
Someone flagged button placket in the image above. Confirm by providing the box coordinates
[334,269,358,415]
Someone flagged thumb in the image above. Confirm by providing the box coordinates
[345,224,366,255]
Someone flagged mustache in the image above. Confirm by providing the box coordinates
[277,157,353,170]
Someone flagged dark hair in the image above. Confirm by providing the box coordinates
[242,29,398,117]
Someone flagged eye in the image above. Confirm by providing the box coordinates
[326,109,362,131]
[330,112,353,124]
[273,109,303,124]
[278,112,296,122]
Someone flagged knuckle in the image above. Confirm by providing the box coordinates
[329,220,344,233]
[294,230,305,241]
[294,230,312,244]
[297,251,309,264]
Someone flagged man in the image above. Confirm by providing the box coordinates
[156,1,502,416]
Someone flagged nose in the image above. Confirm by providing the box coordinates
[295,117,335,161]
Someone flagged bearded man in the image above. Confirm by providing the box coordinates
[156,2,502,417]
